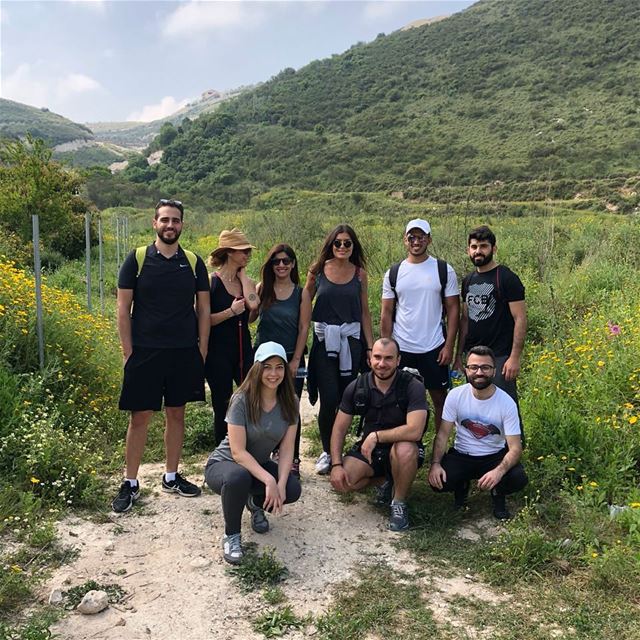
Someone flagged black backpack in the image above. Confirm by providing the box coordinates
[352,368,426,436]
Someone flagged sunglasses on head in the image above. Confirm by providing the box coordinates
[271,257,293,266]
[333,239,353,249]
[157,198,183,212]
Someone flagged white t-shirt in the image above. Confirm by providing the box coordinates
[442,384,521,456]
[382,257,459,353]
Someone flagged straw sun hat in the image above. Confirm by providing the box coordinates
[209,228,256,266]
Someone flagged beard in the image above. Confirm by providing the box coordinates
[157,229,180,244]
[373,368,397,382]
[471,253,493,267]
[469,375,493,390]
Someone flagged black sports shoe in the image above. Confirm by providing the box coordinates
[491,490,511,520]
[246,495,269,534]
[161,472,201,497]
[373,479,394,507]
[388,501,410,531]
[112,481,140,513]
[454,480,471,510]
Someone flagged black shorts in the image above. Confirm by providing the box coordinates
[400,345,450,391]
[345,441,425,478]
[119,346,205,412]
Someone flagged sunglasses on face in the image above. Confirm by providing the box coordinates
[407,234,428,243]
[333,239,353,249]
[464,364,495,373]
[271,257,293,266]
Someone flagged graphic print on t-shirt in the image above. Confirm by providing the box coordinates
[466,282,496,322]
[461,418,501,439]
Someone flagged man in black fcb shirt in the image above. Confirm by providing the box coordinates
[455,226,527,408]
[112,199,210,513]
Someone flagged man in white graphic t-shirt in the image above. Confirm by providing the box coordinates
[428,346,528,520]
[380,219,459,431]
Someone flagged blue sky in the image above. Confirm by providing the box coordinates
[0,1,474,124]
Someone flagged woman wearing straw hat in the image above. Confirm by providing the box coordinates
[204,341,301,565]
[205,228,260,445]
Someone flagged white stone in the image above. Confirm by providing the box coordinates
[189,556,211,569]
[104,540,115,552]
[77,590,109,614]
[48,588,63,605]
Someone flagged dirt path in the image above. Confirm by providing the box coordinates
[47,395,500,639]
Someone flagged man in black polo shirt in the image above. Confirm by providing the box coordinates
[112,199,210,513]
[329,338,428,531]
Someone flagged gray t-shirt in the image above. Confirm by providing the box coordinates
[207,392,297,465]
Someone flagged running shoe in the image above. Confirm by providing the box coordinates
[161,472,201,497]
[222,533,243,564]
[246,495,269,534]
[111,481,140,513]
[388,501,410,531]
[315,451,331,475]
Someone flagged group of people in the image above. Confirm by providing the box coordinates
[112,198,529,565]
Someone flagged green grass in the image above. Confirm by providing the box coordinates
[226,544,289,593]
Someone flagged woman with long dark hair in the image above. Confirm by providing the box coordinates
[204,342,301,564]
[205,229,260,445]
[304,224,374,474]
[250,244,311,476]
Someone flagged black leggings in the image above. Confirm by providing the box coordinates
[311,337,361,453]
[205,350,253,446]
[434,447,528,496]
[205,459,301,535]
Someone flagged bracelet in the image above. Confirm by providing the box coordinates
[330,462,343,468]
[431,460,441,466]
[374,431,379,443]
[229,307,236,317]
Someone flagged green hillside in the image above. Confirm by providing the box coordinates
[0,98,94,146]
[128,0,640,201]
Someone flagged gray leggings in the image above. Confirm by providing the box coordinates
[204,459,301,535]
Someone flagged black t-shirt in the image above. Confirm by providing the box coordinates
[340,371,428,439]
[462,265,525,357]
[118,244,209,349]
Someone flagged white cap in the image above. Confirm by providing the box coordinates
[405,219,431,235]
[254,341,287,363]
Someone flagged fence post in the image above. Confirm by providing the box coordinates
[85,211,92,312]
[98,216,105,313]
[31,215,45,371]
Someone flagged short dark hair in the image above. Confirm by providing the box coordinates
[155,199,184,220]
[467,345,496,366]
[374,337,400,356]
[468,225,496,247]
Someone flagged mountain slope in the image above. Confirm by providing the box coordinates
[128,0,640,199]
[0,98,94,146]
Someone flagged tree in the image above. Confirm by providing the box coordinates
[0,136,92,259]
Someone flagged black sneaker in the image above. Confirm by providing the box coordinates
[454,479,471,510]
[112,481,140,513]
[388,501,409,532]
[373,479,394,507]
[491,490,511,520]
[246,495,269,534]
[161,472,201,497]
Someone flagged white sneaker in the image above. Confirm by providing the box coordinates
[222,533,243,565]
[315,451,331,475]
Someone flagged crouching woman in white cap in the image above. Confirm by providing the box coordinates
[204,341,301,564]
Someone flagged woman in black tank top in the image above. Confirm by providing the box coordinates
[205,229,260,445]
[304,224,374,474]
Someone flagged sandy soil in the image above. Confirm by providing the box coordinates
[46,395,502,639]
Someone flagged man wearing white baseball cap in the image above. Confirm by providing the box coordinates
[380,219,459,432]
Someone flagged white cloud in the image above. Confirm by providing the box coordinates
[57,73,102,96]
[67,0,106,12]
[163,0,265,37]
[127,96,190,123]
[1,63,48,106]
[362,1,401,22]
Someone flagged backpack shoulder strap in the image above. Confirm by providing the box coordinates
[135,246,147,277]
[394,369,413,413]
[352,373,371,436]
[495,264,503,301]
[389,262,401,298]
[437,259,448,304]
[183,249,197,277]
